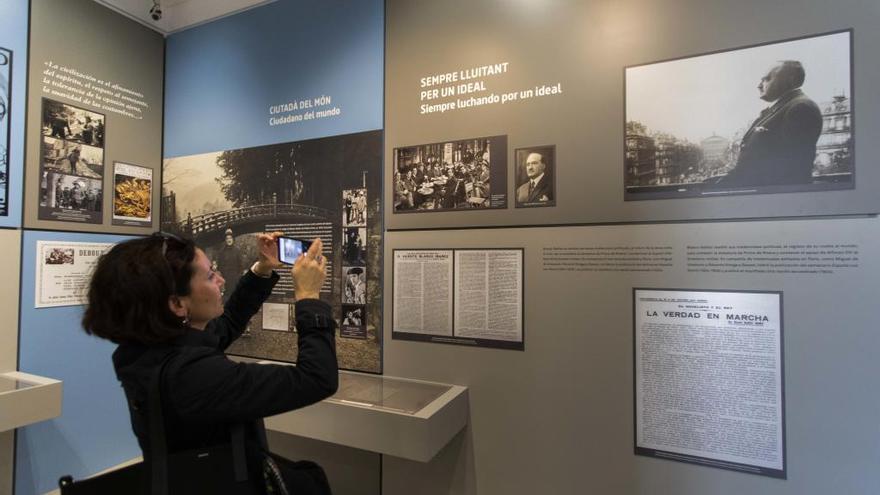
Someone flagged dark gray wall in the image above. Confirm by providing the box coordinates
[24,0,163,233]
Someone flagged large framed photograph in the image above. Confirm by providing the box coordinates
[393,135,507,213]
[625,30,853,200]
[112,161,153,227]
[161,130,383,373]
[0,47,11,216]
[514,145,556,208]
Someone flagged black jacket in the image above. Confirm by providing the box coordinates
[720,88,823,188]
[112,269,338,477]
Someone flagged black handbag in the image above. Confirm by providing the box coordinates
[60,353,333,495]
[61,353,258,494]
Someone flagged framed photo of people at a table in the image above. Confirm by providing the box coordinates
[393,135,507,213]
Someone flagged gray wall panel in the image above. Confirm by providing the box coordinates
[24,0,163,233]
[385,0,880,229]
[383,218,880,494]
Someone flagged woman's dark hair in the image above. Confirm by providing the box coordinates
[82,232,197,345]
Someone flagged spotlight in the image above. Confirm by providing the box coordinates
[149,2,162,21]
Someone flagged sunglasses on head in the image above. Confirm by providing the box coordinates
[151,231,186,257]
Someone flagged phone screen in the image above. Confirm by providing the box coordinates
[277,237,312,265]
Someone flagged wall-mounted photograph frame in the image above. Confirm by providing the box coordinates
[625,30,853,201]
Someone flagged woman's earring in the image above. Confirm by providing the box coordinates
[182,314,190,326]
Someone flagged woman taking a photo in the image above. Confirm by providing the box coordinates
[81,231,337,493]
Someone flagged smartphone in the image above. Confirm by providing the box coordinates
[277,236,313,265]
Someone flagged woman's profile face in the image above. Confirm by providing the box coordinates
[182,249,225,329]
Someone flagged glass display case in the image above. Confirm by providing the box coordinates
[0,371,62,432]
[265,370,468,462]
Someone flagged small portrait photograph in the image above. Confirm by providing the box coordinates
[340,304,367,339]
[342,266,366,304]
[42,136,103,179]
[342,227,367,266]
[41,98,105,148]
[41,171,103,211]
[342,188,367,227]
[625,30,852,200]
[514,145,556,207]
[44,248,74,265]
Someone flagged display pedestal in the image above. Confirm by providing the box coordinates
[0,371,62,432]
[264,370,468,462]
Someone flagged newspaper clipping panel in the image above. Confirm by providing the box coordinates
[393,250,454,337]
[393,248,524,349]
[454,249,523,342]
[634,288,785,478]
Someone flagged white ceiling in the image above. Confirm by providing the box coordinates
[93,0,276,35]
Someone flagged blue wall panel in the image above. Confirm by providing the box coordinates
[164,0,384,157]
[0,0,28,227]
[16,231,140,495]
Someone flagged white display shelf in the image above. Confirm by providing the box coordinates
[264,370,469,462]
[0,371,62,432]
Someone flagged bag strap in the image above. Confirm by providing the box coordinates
[147,351,250,495]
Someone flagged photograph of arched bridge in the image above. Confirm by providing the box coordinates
[162,130,382,373]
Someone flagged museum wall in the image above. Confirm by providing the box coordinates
[0,0,27,228]
[1,1,28,493]
[0,229,22,495]
[16,231,140,495]
[385,0,876,228]
[23,0,164,233]
[162,0,385,493]
[382,0,879,494]
[383,218,880,494]
[10,1,165,494]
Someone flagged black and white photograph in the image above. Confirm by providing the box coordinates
[342,227,367,266]
[44,248,74,265]
[42,98,105,148]
[625,30,852,200]
[342,266,366,304]
[342,188,367,227]
[162,130,383,372]
[514,145,555,208]
[393,135,507,212]
[0,47,10,216]
[39,171,103,223]
[42,136,103,179]
[341,304,367,339]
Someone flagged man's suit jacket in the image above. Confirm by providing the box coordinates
[719,89,823,188]
[516,175,552,203]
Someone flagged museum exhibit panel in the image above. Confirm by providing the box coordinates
[2,0,880,494]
